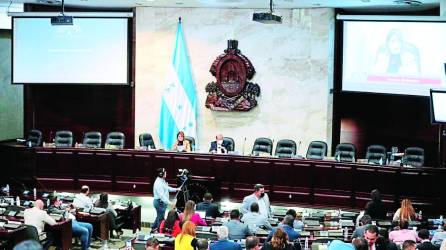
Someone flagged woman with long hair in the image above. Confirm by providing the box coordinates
[180,200,207,226]
[174,221,198,250]
[172,131,191,152]
[393,199,416,222]
[159,209,181,237]
[262,228,295,250]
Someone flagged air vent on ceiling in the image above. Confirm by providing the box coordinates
[393,0,422,6]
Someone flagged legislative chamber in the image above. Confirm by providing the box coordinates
[1,0,446,249]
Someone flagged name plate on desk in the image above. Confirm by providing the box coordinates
[42,142,56,148]
[315,231,329,237]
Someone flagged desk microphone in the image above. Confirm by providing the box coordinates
[296,141,302,155]
[271,139,275,154]
[242,137,246,155]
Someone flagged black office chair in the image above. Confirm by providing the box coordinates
[252,137,273,156]
[105,132,125,149]
[54,130,73,148]
[365,145,386,165]
[223,137,235,152]
[83,132,102,148]
[402,147,424,167]
[185,136,195,151]
[306,141,328,160]
[274,139,296,158]
[139,133,156,149]
[334,143,356,162]
[27,129,42,147]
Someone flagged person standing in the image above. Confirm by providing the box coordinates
[241,184,271,218]
[152,168,180,231]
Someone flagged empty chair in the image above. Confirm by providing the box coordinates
[223,137,235,152]
[252,137,273,156]
[185,136,195,151]
[366,145,386,165]
[105,132,125,149]
[402,147,424,167]
[54,130,73,147]
[139,133,156,149]
[27,129,42,147]
[83,132,102,148]
[306,141,328,160]
[334,143,356,162]
[274,139,297,158]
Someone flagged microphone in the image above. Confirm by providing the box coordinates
[242,137,247,156]
[296,141,302,155]
[271,139,275,155]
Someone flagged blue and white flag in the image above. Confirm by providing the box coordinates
[159,19,197,150]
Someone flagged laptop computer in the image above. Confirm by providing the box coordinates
[197,210,206,220]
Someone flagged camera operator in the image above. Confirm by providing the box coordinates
[152,168,181,232]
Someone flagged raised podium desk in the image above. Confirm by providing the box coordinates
[1,142,445,215]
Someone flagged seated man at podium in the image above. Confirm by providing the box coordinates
[172,131,191,152]
[209,134,230,154]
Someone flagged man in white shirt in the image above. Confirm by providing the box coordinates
[240,184,271,218]
[152,168,180,231]
[24,199,56,249]
[73,185,93,210]
[240,202,272,234]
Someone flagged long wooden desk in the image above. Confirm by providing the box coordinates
[1,141,445,215]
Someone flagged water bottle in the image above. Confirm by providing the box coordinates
[344,227,349,241]
[304,237,309,250]
[440,215,443,221]
[33,188,37,199]
[103,240,108,250]
[16,196,20,206]
[5,184,10,196]
[419,210,422,220]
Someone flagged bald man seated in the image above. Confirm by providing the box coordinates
[24,199,56,248]
[209,134,230,154]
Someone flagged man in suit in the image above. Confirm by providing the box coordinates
[418,229,439,250]
[364,225,387,250]
[196,193,220,218]
[209,226,242,250]
[241,202,272,234]
[266,215,300,242]
[209,134,230,153]
[240,184,271,218]
[223,209,252,240]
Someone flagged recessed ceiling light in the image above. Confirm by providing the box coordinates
[313,3,321,6]
[361,0,371,2]
[176,2,183,4]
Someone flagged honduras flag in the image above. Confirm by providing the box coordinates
[159,18,197,150]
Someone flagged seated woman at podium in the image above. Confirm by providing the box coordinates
[172,131,191,152]
[180,200,207,226]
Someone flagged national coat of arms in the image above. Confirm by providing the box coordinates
[205,40,261,111]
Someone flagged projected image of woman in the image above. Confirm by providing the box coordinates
[373,28,421,75]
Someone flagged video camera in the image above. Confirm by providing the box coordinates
[177,169,190,182]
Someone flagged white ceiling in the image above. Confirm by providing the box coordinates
[0,0,440,11]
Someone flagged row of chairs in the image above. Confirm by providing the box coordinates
[28,130,424,166]
[28,130,125,149]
